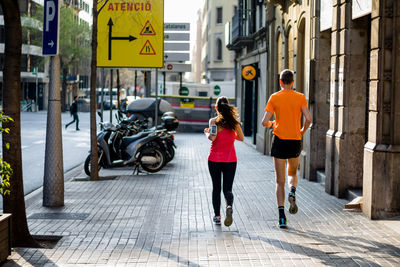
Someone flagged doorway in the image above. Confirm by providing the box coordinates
[242,75,258,145]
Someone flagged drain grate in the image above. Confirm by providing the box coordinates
[28,213,89,220]
[32,235,63,249]
[72,176,117,181]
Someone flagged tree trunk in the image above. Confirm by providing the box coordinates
[90,0,99,180]
[0,0,38,247]
[117,69,120,110]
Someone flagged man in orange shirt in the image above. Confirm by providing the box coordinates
[262,69,312,228]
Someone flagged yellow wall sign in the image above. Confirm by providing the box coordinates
[242,65,256,80]
[97,0,164,68]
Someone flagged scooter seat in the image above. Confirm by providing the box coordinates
[120,132,150,150]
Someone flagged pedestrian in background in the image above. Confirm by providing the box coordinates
[65,96,80,131]
[261,69,312,228]
[204,96,244,226]
[25,96,32,112]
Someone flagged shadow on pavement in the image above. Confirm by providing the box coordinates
[3,246,57,267]
[233,229,399,266]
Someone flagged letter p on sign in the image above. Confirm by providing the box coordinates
[42,0,60,55]
[45,1,55,32]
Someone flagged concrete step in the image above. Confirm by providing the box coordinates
[316,169,325,186]
[345,188,363,210]
[347,188,362,201]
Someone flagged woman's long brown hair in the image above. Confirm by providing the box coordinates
[215,96,241,131]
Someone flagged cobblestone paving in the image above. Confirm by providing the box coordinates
[4,133,400,266]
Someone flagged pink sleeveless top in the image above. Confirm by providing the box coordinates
[208,128,237,162]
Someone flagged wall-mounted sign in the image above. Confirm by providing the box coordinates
[164,32,190,41]
[179,87,189,96]
[164,23,190,31]
[214,85,221,96]
[160,63,191,72]
[242,65,256,80]
[164,52,190,62]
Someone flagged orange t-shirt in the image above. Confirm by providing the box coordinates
[264,89,308,140]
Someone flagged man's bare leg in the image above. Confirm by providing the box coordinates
[287,156,300,214]
[287,156,300,189]
[273,157,288,228]
[273,157,287,207]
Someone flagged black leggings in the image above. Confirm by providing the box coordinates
[208,161,237,217]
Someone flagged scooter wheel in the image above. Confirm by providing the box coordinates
[140,148,165,173]
[166,146,175,163]
[84,153,103,176]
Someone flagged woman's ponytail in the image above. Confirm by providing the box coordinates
[215,96,240,131]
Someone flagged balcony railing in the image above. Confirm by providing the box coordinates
[64,0,81,9]
[227,8,255,51]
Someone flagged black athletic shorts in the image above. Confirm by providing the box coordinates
[271,135,302,159]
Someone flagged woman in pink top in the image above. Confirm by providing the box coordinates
[204,96,244,226]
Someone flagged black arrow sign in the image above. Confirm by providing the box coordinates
[108,18,137,60]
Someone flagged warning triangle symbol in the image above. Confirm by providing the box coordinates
[140,20,156,36]
[140,40,156,55]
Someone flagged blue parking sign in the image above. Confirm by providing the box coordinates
[42,0,60,55]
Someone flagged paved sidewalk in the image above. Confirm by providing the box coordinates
[4,133,400,266]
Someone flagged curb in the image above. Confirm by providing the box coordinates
[24,163,85,209]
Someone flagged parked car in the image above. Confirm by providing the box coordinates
[125,98,175,125]
[120,96,141,112]
[100,99,118,110]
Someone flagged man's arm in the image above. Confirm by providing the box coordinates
[301,107,312,135]
[261,111,274,128]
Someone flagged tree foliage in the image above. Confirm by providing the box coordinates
[59,6,91,70]
[23,3,91,72]
[0,113,13,197]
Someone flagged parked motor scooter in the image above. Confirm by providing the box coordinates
[84,121,166,176]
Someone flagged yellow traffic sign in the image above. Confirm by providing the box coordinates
[97,0,164,68]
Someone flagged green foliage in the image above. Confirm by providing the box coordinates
[0,113,13,197]
[59,6,91,69]
[22,3,91,71]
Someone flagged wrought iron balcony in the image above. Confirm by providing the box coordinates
[64,0,81,10]
[227,8,255,51]
[266,0,298,5]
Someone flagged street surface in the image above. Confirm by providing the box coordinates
[0,110,116,210]
[4,133,400,266]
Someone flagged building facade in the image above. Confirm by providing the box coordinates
[198,0,237,84]
[227,0,400,219]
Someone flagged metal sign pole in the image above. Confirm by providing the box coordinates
[110,69,113,123]
[163,71,166,95]
[101,68,105,122]
[35,71,38,111]
[155,69,158,126]
[134,70,137,98]
[43,54,64,207]
[43,0,63,207]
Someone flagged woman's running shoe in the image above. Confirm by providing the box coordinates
[213,216,221,225]
[288,192,298,214]
[279,217,287,228]
[224,206,233,226]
